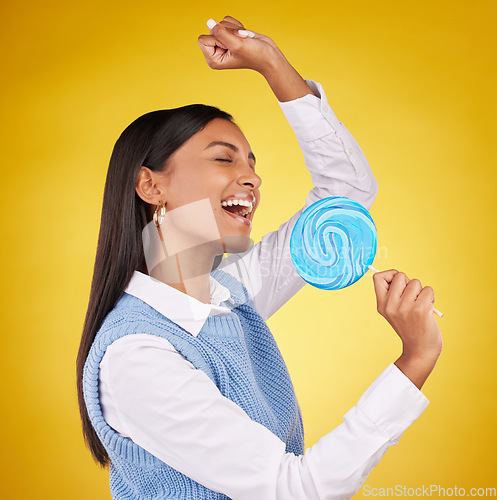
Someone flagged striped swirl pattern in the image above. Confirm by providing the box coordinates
[290,197,377,290]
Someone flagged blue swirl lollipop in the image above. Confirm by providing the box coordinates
[290,197,377,290]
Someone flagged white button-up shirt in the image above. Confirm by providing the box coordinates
[99,81,429,500]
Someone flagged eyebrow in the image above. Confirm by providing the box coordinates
[204,141,256,164]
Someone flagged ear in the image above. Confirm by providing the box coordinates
[135,166,167,205]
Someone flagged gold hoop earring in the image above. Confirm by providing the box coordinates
[153,201,166,227]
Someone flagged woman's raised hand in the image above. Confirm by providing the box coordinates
[198,16,279,74]
[198,16,315,102]
[372,269,443,390]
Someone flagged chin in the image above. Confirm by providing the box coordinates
[222,235,253,254]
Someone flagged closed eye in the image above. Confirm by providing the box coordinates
[205,141,256,167]
[216,158,233,163]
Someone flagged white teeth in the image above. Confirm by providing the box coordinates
[220,198,254,216]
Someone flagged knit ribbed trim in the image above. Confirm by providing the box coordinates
[211,269,254,309]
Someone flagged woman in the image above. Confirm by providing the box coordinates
[77,16,442,500]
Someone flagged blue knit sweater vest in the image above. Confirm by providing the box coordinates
[83,269,305,499]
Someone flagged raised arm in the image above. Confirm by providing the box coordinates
[202,17,378,319]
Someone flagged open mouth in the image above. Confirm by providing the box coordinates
[221,197,254,227]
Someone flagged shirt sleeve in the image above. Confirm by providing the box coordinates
[217,80,379,320]
[99,334,429,500]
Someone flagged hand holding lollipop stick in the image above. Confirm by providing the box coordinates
[289,197,443,316]
[368,265,443,317]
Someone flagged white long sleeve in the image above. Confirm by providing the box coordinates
[99,81,429,499]
[282,79,378,211]
[100,335,428,500]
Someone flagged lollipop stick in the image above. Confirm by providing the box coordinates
[368,265,443,317]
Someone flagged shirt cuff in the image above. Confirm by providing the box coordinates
[278,79,342,141]
[356,363,430,442]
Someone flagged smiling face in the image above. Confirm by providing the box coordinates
[155,118,262,254]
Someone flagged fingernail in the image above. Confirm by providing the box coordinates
[207,19,218,30]
[238,29,255,38]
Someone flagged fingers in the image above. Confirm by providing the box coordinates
[399,279,427,319]
[372,268,398,288]
[198,34,219,51]
[199,17,274,73]
[221,16,244,29]
[199,18,258,70]
[416,285,436,312]
[209,22,243,51]
[372,269,409,315]
[372,268,437,318]
[198,19,238,65]
[220,17,255,38]
[198,19,243,60]
[391,276,434,313]
[372,269,398,304]
[197,34,226,65]
[400,279,423,307]
[199,18,239,52]
[388,272,410,301]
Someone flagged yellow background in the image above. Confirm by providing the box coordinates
[1,0,496,497]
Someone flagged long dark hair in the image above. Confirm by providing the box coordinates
[76,104,234,467]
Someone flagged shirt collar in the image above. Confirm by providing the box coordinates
[124,270,235,337]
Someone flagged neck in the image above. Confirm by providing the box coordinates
[150,241,223,304]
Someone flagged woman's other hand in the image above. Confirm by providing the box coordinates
[198,16,316,102]
[372,269,443,390]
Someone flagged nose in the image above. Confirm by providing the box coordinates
[237,164,262,190]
